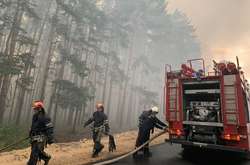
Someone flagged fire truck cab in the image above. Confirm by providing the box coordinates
[165,57,250,154]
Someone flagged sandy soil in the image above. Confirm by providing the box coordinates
[0,130,169,165]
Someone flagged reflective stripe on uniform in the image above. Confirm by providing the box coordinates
[103,120,109,125]
[46,122,53,128]
[31,135,46,143]
[93,125,105,132]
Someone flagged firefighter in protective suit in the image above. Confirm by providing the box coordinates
[84,103,110,157]
[27,101,54,165]
[134,106,167,157]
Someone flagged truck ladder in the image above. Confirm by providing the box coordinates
[223,75,239,125]
[167,79,179,121]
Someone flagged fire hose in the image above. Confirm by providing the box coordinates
[0,137,29,152]
[93,130,168,165]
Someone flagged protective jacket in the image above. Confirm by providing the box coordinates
[84,111,109,133]
[28,110,53,165]
[139,110,166,131]
[135,110,166,157]
[84,110,110,157]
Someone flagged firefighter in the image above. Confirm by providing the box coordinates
[134,106,167,157]
[84,103,110,158]
[27,100,54,165]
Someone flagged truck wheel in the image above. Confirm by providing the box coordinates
[244,152,250,160]
[181,145,193,159]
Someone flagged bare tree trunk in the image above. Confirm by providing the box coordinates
[80,106,86,124]
[39,42,56,100]
[117,82,124,128]
[102,56,110,103]
[120,38,134,127]
[0,2,23,122]
[67,108,74,125]
[106,78,113,116]
[53,103,58,126]
[8,79,19,123]
[72,108,80,133]
[0,76,10,121]
[126,68,136,128]
[15,86,25,125]
[63,109,68,124]
[90,52,99,116]
[39,6,58,100]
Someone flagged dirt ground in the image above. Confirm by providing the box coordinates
[0,130,169,165]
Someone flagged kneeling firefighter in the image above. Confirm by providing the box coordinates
[134,106,167,157]
[84,103,116,157]
[27,100,54,165]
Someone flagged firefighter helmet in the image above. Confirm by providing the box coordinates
[151,106,159,113]
[32,100,44,109]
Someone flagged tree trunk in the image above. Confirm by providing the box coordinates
[15,86,25,125]
[0,2,23,122]
[72,108,80,133]
[120,38,134,127]
[0,76,10,122]
[90,52,99,116]
[39,6,58,100]
[67,108,74,125]
[80,106,86,124]
[8,79,19,123]
[101,56,110,103]
[106,79,113,116]
[117,83,124,128]
[53,103,58,126]
[126,68,136,128]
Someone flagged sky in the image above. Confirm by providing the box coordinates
[168,0,250,78]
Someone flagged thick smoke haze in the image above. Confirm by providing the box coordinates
[168,0,250,78]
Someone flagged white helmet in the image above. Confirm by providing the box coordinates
[151,106,159,113]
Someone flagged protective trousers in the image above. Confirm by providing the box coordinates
[92,130,104,155]
[135,128,151,154]
[27,142,51,165]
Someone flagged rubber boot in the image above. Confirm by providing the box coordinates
[92,151,98,158]
[92,144,104,158]
[144,147,152,157]
[44,155,51,165]
[133,151,138,158]
[99,144,104,153]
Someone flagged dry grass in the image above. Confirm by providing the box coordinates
[0,130,169,165]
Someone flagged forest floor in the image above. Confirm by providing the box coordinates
[0,130,169,165]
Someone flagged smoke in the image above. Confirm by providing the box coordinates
[168,0,250,78]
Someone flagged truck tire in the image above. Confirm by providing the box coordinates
[243,152,250,160]
[181,145,193,159]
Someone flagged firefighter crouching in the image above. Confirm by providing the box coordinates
[134,106,168,157]
[84,103,110,158]
[27,100,54,165]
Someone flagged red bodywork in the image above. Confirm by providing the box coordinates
[165,57,250,153]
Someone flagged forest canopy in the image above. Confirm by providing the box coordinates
[0,0,200,132]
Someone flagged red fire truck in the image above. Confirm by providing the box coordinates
[165,57,250,155]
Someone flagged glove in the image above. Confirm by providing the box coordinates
[108,135,116,152]
[47,135,55,144]
[164,127,169,132]
[151,128,154,134]
[104,131,109,136]
[47,139,54,145]
[83,122,88,128]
